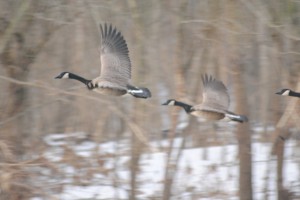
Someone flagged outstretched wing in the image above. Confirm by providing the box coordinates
[99,24,131,86]
[199,74,230,111]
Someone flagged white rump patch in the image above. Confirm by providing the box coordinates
[225,113,240,120]
[128,89,143,94]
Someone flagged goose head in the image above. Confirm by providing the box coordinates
[162,99,176,106]
[276,89,291,96]
[55,72,70,79]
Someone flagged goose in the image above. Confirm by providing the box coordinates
[162,74,248,123]
[55,23,151,99]
[276,89,300,98]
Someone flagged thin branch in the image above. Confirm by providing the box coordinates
[0,75,156,152]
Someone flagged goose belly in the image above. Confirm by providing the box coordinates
[190,110,225,121]
[95,87,127,96]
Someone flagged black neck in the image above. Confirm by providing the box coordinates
[174,101,193,113]
[290,90,300,97]
[68,73,91,85]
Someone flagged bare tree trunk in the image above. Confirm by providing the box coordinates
[220,0,253,198]
[233,67,253,200]
[162,2,188,199]
[275,128,290,200]
[256,12,271,130]
[1,33,29,155]
[0,1,60,198]
[127,1,147,199]
[0,0,33,156]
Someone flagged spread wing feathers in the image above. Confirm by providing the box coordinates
[200,74,230,111]
[99,23,131,86]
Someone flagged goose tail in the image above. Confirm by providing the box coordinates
[225,112,248,123]
[127,85,151,99]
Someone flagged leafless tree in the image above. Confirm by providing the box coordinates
[0,0,300,199]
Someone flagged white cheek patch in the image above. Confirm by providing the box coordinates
[282,90,290,96]
[169,101,175,105]
[62,73,69,79]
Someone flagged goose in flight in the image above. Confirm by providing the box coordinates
[55,23,151,99]
[162,74,248,123]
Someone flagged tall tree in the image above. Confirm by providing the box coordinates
[221,0,253,199]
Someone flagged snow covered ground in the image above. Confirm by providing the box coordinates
[33,132,300,200]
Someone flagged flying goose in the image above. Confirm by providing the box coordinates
[276,89,300,98]
[55,24,151,98]
[162,74,248,123]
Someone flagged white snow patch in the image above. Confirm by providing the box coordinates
[35,135,300,200]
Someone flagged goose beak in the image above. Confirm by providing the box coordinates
[162,102,168,105]
[55,75,61,79]
[275,91,281,95]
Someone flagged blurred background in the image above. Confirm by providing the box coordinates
[0,0,300,199]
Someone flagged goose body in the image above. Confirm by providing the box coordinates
[276,89,300,98]
[162,74,248,123]
[55,24,151,99]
